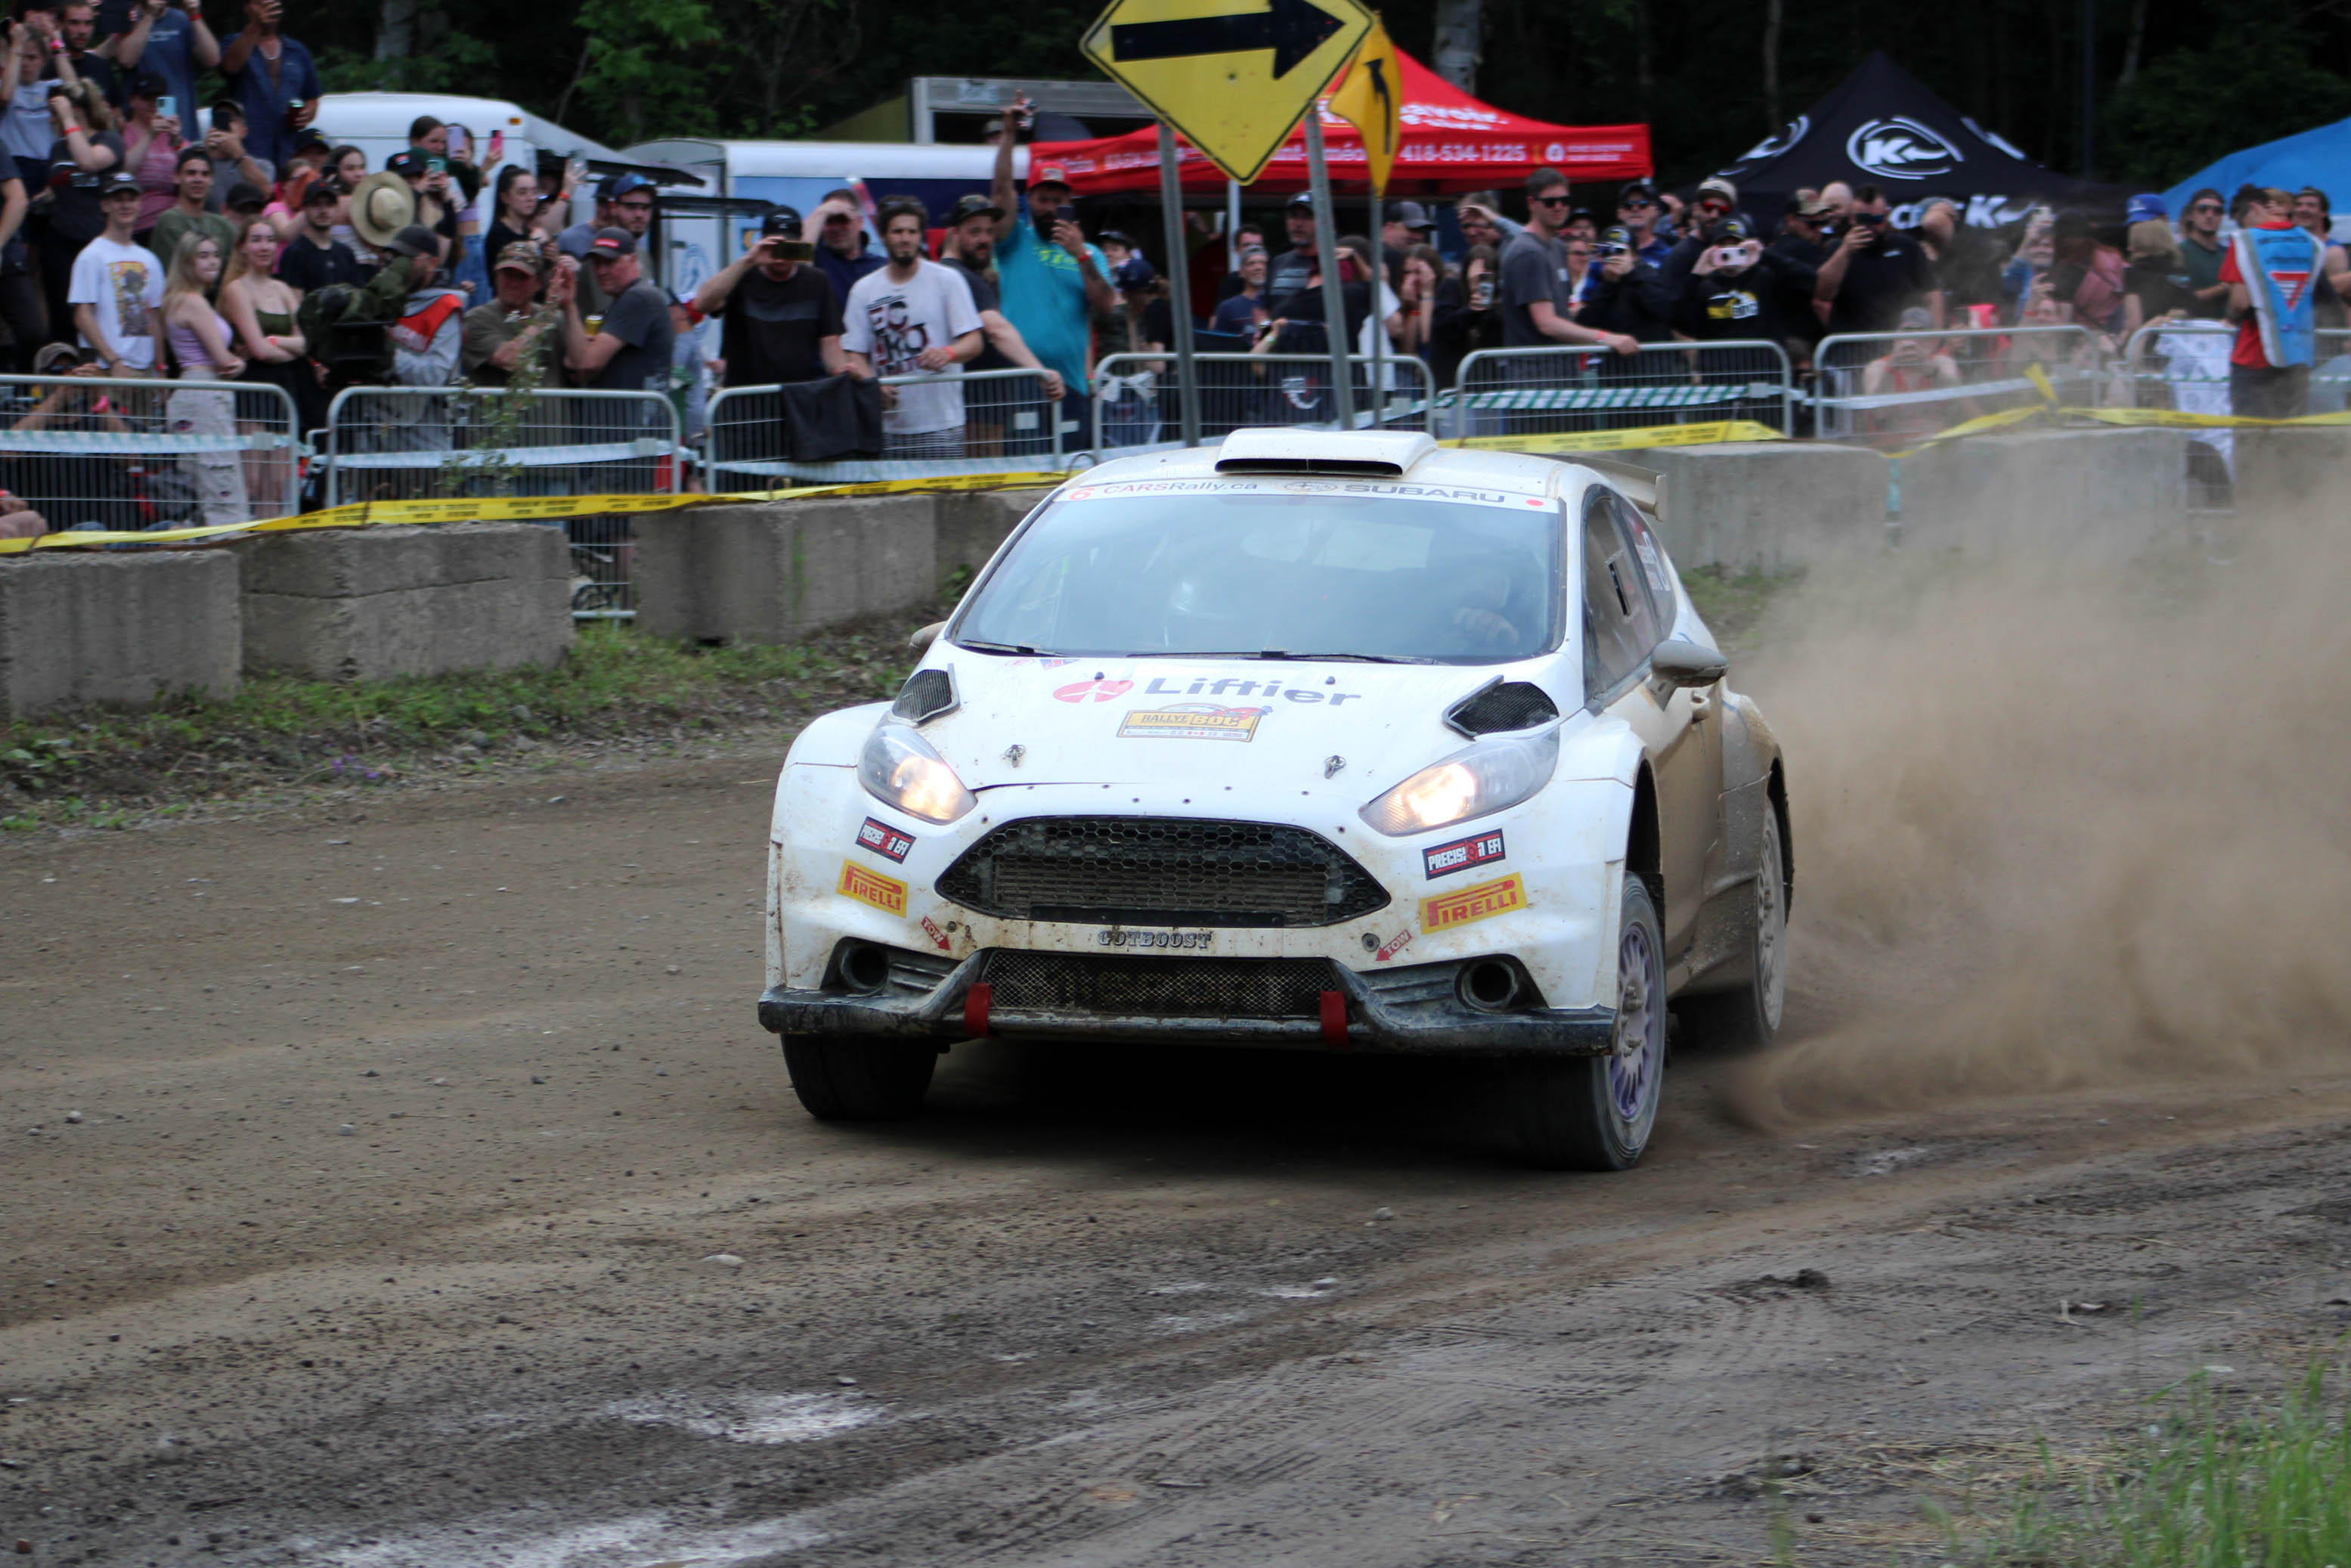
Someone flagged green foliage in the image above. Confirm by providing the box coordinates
[2102,33,2351,189]
[311,30,503,97]
[573,0,723,142]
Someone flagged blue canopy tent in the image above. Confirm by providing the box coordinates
[2164,117,2351,216]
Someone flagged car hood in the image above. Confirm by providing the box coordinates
[920,655,1550,799]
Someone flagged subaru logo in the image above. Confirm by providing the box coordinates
[1845,116,1964,179]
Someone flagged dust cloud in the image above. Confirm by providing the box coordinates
[1723,494,2351,1126]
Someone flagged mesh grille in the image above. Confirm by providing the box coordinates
[1448,680,1561,736]
[981,951,1337,1018]
[936,817,1389,928]
[892,668,956,723]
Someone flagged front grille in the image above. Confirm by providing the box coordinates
[936,817,1389,928]
[980,951,1337,1018]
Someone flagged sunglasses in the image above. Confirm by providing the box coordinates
[1532,194,1572,207]
[2189,203,2222,214]
[1621,197,1656,209]
[1697,200,1731,215]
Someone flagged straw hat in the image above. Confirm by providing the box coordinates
[348,170,417,249]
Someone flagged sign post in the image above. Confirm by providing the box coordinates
[1302,112,1354,429]
[1329,20,1402,432]
[1155,120,1203,447]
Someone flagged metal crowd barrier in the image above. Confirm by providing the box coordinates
[1810,325,2099,448]
[0,373,300,535]
[324,386,680,619]
[1089,352,1433,453]
[705,368,1060,489]
[1451,340,1795,442]
[2117,321,2351,411]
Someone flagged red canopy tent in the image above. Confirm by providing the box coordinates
[1032,49,1651,198]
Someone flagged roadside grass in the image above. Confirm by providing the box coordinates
[1932,1362,2351,1568]
[1,607,943,830]
[1680,562,1799,652]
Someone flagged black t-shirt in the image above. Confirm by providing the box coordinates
[591,277,674,396]
[278,233,370,293]
[713,264,844,389]
[943,256,1012,372]
[1823,228,1937,335]
[2123,259,2197,324]
[484,220,541,267]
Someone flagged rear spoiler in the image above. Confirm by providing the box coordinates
[1565,454,1661,517]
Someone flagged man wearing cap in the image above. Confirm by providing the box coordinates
[941,192,1063,404]
[562,226,674,410]
[463,241,566,388]
[68,170,161,376]
[558,172,656,318]
[805,186,883,302]
[1382,200,1435,287]
[382,222,464,390]
[1656,176,1742,299]
[988,103,1113,445]
[145,146,235,290]
[278,174,367,293]
[690,206,847,391]
[1265,192,1322,315]
[842,196,983,458]
[1615,181,1674,265]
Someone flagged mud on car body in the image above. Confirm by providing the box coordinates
[759,429,1791,1168]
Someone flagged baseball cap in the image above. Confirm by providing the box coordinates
[1097,228,1133,247]
[291,128,330,157]
[1696,176,1739,205]
[1716,214,1752,240]
[225,181,268,212]
[1599,224,1633,248]
[494,240,543,273]
[585,227,637,259]
[1566,205,1597,227]
[606,172,655,202]
[759,205,804,237]
[2125,192,2167,224]
[301,175,342,206]
[33,341,85,373]
[1386,199,1434,232]
[1897,305,1934,332]
[1618,181,1659,206]
[1027,161,1070,190]
[98,170,141,199]
[383,225,440,259]
[1112,255,1156,290]
[1794,194,1835,219]
[129,70,168,101]
[386,148,427,178]
[947,193,1002,225]
[1286,192,1314,210]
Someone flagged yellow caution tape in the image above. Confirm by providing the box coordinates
[0,471,1074,554]
[1442,419,1787,454]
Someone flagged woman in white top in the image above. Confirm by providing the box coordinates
[161,233,249,528]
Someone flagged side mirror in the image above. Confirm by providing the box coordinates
[908,621,946,655]
[1650,635,1727,689]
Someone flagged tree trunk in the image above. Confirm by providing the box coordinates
[376,0,419,60]
[2118,0,2146,86]
[1762,0,1783,129]
[1430,0,1482,96]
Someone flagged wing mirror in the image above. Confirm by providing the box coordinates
[908,621,946,655]
[1650,635,1728,689]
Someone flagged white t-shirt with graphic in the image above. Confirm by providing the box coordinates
[841,258,983,435]
[68,236,164,370]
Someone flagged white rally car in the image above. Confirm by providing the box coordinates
[760,430,1790,1168]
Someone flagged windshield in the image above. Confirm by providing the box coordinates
[952,479,1563,663]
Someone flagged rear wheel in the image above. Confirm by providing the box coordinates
[1677,803,1788,1052]
[1507,870,1667,1170]
[780,1034,936,1120]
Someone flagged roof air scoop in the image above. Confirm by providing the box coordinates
[1213,428,1438,478]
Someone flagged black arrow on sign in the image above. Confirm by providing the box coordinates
[1110,0,1348,79]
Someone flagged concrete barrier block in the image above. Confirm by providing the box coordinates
[2229,426,2351,523]
[0,550,240,716]
[633,494,941,644]
[238,523,572,681]
[936,487,1050,580]
[1899,427,2190,559]
[1622,442,1889,572]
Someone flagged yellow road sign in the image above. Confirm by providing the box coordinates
[1327,18,1401,194]
[1080,0,1375,183]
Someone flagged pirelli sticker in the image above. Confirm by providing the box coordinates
[1117,703,1269,742]
[1419,873,1527,933]
[838,860,908,916]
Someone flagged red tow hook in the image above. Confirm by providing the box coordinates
[964,981,994,1039]
[1318,990,1350,1050]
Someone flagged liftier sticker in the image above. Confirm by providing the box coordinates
[838,860,908,916]
[1423,829,1506,880]
[1420,873,1527,932]
[1117,703,1269,742]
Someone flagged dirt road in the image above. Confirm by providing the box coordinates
[5,742,2349,1568]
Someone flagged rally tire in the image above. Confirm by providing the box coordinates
[781,1034,937,1120]
[1507,869,1667,1171]
[1677,802,1789,1054]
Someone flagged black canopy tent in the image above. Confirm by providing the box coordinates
[1711,53,2126,229]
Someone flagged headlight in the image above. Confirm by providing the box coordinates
[857,723,976,824]
[1358,729,1559,836]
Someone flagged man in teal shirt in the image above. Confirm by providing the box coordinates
[989,104,1114,448]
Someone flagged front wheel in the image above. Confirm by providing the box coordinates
[1506,869,1667,1170]
[781,1034,936,1120]
[1677,802,1788,1053]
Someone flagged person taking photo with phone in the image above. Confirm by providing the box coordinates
[690,206,852,390]
[96,0,217,148]
[1813,184,1943,333]
[987,101,1113,448]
